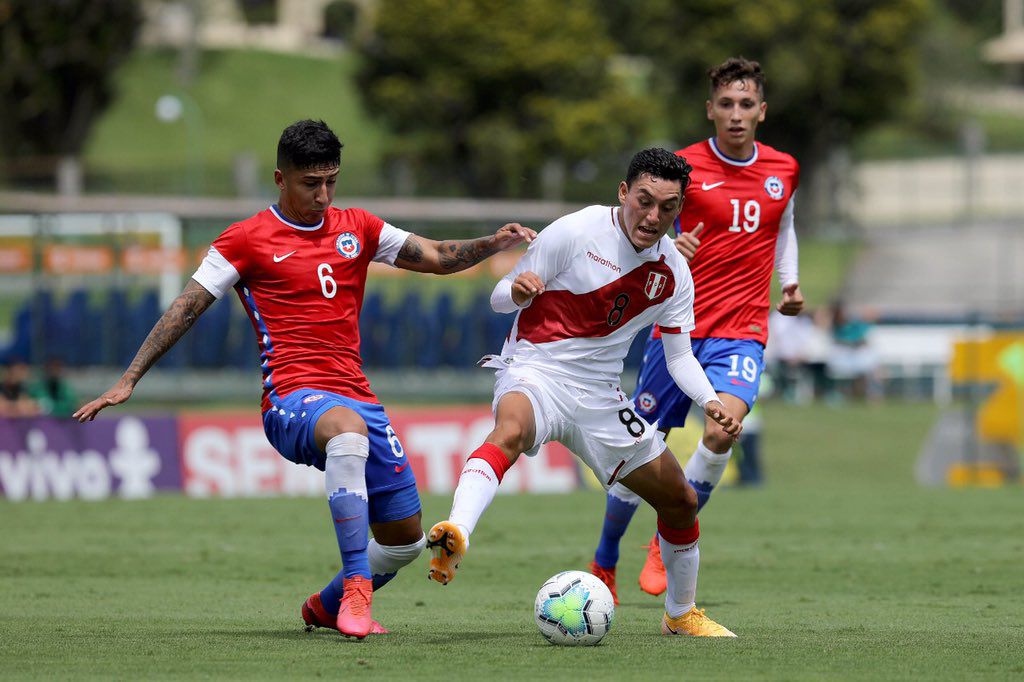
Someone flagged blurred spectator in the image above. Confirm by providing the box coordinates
[30,358,77,418]
[0,359,41,417]
[826,300,881,401]
[766,308,831,403]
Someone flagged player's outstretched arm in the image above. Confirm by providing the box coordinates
[393,223,536,274]
[73,280,216,423]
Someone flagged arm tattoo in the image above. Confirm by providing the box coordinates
[124,281,215,385]
[396,236,424,264]
[437,237,499,272]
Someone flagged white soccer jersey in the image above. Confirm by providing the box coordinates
[492,204,695,385]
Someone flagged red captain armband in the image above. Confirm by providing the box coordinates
[658,326,682,335]
[467,442,513,483]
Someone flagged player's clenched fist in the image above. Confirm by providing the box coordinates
[776,282,804,316]
[511,271,545,306]
[673,222,704,262]
[492,223,537,250]
[704,400,742,440]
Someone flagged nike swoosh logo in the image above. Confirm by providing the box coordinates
[701,181,725,191]
[394,463,409,473]
[334,515,362,523]
[273,250,297,262]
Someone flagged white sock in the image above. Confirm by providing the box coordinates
[608,481,641,505]
[660,535,700,618]
[684,441,732,489]
[324,433,368,500]
[368,536,426,575]
[449,458,501,546]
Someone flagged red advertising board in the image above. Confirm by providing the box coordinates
[178,406,579,498]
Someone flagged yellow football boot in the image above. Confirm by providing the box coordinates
[661,606,737,637]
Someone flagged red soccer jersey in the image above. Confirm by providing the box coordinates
[206,205,397,412]
[663,138,800,344]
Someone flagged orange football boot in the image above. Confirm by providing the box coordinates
[588,561,619,605]
[426,520,467,585]
[302,591,388,635]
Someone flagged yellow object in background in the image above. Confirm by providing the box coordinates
[950,334,1024,448]
[946,464,1007,488]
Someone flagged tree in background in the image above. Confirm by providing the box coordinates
[595,0,931,181]
[0,0,142,188]
[353,0,655,198]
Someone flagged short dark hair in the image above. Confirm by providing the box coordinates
[625,148,692,190]
[277,119,343,171]
[708,57,765,99]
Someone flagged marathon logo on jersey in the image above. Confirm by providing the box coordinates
[586,251,622,274]
[636,391,657,414]
[644,272,668,300]
[335,232,361,259]
[302,394,325,404]
[764,176,785,200]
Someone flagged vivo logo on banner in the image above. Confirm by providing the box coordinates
[0,416,181,502]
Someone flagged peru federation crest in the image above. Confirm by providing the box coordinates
[764,176,785,200]
[644,272,668,300]
[336,232,361,259]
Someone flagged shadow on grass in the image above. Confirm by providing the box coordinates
[205,628,517,645]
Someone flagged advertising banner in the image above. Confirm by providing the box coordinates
[387,407,578,494]
[0,416,181,502]
[178,406,579,497]
[1,406,581,501]
[178,412,323,498]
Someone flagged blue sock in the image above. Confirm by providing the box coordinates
[372,572,397,591]
[688,479,715,512]
[328,488,370,580]
[593,493,640,569]
[320,569,346,615]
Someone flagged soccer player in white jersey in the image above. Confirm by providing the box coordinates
[74,119,535,639]
[425,148,742,637]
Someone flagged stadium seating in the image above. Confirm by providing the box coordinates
[0,287,651,372]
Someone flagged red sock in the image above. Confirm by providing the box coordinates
[467,442,513,483]
[657,517,699,545]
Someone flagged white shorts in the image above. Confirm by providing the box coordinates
[492,365,666,489]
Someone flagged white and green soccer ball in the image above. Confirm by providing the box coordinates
[534,570,615,646]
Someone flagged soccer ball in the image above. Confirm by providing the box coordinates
[534,570,615,646]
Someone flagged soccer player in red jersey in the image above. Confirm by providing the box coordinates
[74,119,535,638]
[587,58,805,600]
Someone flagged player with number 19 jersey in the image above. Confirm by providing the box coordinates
[678,137,799,344]
[635,138,799,424]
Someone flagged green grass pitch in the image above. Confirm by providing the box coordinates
[2,401,1022,679]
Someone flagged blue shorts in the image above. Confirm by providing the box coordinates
[262,389,420,523]
[632,336,765,430]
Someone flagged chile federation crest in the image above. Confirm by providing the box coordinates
[336,232,361,259]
